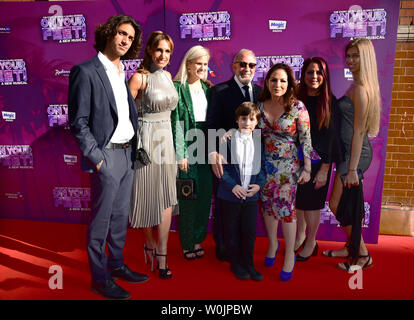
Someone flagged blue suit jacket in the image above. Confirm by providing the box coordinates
[217,132,266,203]
[68,56,138,172]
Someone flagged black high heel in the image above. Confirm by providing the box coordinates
[294,237,306,253]
[155,252,172,279]
[296,242,318,262]
[143,245,155,272]
[312,242,319,256]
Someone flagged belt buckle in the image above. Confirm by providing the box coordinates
[122,141,131,149]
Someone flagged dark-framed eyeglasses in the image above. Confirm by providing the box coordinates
[236,61,257,69]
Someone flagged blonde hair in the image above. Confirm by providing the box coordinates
[346,38,381,137]
[174,45,210,84]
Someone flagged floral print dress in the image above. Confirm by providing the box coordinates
[258,100,319,222]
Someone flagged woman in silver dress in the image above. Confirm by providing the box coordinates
[128,31,178,279]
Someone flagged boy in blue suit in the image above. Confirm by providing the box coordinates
[217,102,266,281]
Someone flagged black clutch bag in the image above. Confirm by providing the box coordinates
[136,121,151,166]
[136,148,151,166]
[176,178,197,200]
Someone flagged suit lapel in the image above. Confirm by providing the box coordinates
[181,83,195,125]
[93,57,118,116]
[230,78,245,103]
[201,80,210,105]
[252,84,261,103]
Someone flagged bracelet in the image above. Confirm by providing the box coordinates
[303,167,311,174]
[349,169,357,172]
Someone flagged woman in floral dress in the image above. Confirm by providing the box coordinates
[258,63,318,281]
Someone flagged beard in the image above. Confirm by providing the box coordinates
[236,72,253,85]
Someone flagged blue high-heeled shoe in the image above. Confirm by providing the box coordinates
[280,255,296,282]
[265,241,280,267]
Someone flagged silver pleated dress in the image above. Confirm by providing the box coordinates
[129,65,179,228]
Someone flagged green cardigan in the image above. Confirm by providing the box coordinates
[171,80,211,161]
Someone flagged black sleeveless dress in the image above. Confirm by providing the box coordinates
[296,96,339,210]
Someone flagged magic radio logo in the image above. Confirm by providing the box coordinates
[63,154,77,165]
[53,187,90,211]
[2,111,16,122]
[122,59,143,81]
[0,145,33,169]
[41,14,86,43]
[330,8,387,39]
[254,55,304,83]
[47,104,68,127]
[269,20,287,33]
[179,11,231,41]
[0,59,27,85]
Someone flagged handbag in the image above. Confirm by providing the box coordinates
[176,178,197,200]
[136,146,151,166]
[136,118,151,166]
[135,82,151,166]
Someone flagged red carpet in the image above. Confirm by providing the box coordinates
[1,218,414,300]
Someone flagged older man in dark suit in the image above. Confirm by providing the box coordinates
[206,49,262,261]
[68,15,148,300]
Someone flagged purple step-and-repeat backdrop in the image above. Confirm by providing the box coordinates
[0,0,399,243]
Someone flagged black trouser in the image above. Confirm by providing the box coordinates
[87,146,134,283]
[212,176,226,255]
[221,199,258,268]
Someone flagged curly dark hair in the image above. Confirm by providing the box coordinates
[94,15,142,60]
[258,63,298,112]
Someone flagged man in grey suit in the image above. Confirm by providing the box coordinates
[206,49,262,261]
[68,15,148,300]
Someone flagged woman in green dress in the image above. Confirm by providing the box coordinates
[171,45,213,260]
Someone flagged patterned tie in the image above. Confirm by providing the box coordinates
[242,85,250,102]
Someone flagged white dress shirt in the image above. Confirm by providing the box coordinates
[98,52,134,143]
[234,130,255,197]
[233,75,252,102]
